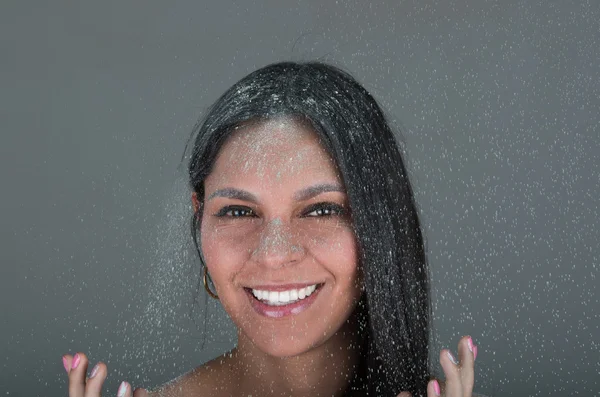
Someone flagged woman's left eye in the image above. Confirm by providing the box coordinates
[304,203,347,217]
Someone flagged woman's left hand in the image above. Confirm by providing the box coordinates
[397,335,478,397]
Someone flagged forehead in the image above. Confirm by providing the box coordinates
[225,117,319,156]
[207,118,340,186]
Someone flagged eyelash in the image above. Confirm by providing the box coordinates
[214,202,348,218]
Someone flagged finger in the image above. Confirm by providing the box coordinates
[457,336,476,396]
[84,361,107,397]
[427,379,441,396]
[397,392,412,397]
[439,349,461,397]
[66,352,89,397]
[132,388,150,397]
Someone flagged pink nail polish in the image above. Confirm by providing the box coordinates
[89,364,99,379]
[467,336,474,352]
[62,356,69,373]
[473,344,478,361]
[433,380,441,396]
[71,353,80,370]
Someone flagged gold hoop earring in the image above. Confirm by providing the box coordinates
[203,267,219,299]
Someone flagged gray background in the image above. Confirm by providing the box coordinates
[1,0,598,396]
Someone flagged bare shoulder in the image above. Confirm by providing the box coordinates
[147,353,237,397]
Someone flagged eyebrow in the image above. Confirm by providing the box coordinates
[293,183,345,201]
[207,183,345,202]
[207,188,258,202]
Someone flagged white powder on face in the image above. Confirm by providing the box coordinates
[251,218,305,258]
[215,117,337,184]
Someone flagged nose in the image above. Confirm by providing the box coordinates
[250,218,306,269]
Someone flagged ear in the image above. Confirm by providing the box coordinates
[191,192,202,214]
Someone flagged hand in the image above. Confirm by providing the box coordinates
[397,335,478,397]
[62,352,150,397]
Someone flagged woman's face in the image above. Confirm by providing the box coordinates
[194,119,363,358]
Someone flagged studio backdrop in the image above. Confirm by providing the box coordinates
[1,1,598,395]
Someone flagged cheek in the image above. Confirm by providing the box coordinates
[199,222,256,279]
[301,222,360,278]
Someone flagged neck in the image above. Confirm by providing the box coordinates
[231,310,365,397]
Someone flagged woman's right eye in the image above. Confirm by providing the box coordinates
[215,206,255,218]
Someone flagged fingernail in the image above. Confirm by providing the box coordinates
[71,353,80,370]
[89,364,99,379]
[473,344,478,361]
[62,356,69,373]
[117,381,128,397]
[447,351,459,365]
[433,379,441,396]
[467,336,474,353]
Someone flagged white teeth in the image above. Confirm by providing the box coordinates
[298,288,306,299]
[251,284,319,306]
[279,290,290,303]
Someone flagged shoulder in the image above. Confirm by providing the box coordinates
[147,353,237,397]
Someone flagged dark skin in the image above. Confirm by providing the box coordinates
[62,119,478,396]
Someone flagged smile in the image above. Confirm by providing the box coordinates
[244,283,324,318]
[251,284,318,306]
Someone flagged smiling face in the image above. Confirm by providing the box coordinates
[193,118,363,358]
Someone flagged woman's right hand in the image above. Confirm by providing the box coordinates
[63,352,150,397]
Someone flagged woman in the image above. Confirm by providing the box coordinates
[63,62,479,396]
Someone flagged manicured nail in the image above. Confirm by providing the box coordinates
[71,353,80,370]
[473,344,478,361]
[467,336,474,353]
[117,381,128,397]
[89,364,99,379]
[62,356,69,373]
[433,379,441,396]
[447,351,459,365]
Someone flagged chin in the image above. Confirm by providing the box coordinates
[253,334,323,358]
[245,314,352,359]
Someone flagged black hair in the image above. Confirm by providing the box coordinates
[186,61,432,396]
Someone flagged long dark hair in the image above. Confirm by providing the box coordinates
[186,61,432,396]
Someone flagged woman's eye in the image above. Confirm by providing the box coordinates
[215,206,255,218]
[304,203,347,217]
